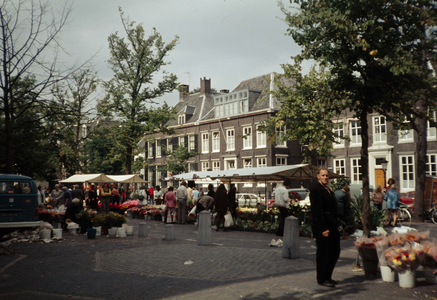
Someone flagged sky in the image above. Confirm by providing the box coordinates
[52,0,304,107]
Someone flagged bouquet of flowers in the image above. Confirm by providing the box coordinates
[385,244,419,271]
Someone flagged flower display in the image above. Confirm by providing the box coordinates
[192,174,199,179]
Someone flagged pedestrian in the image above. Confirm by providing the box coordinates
[176,181,188,224]
[62,186,72,207]
[213,184,230,231]
[138,186,146,205]
[86,185,99,211]
[334,185,350,225]
[187,185,193,204]
[51,184,63,207]
[192,186,200,205]
[37,185,45,206]
[100,183,111,214]
[71,185,84,207]
[163,186,176,223]
[384,184,400,227]
[274,178,291,237]
[154,186,162,205]
[371,185,384,210]
[148,186,154,205]
[386,178,396,193]
[310,167,340,288]
[207,184,215,198]
[65,198,81,224]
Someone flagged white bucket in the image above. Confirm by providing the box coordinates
[117,228,127,238]
[68,228,78,234]
[126,226,134,236]
[380,266,396,282]
[41,229,51,239]
[108,227,118,238]
[52,228,62,239]
[398,269,415,288]
[93,226,102,237]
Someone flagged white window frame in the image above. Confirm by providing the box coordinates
[202,133,209,153]
[189,135,195,151]
[351,158,362,184]
[275,125,287,147]
[373,115,387,143]
[256,125,266,148]
[179,136,185,147]
[333,159,345,176]
[156,141,162,157]
[243,126,252,149]
[426,154,437,176]
[226,129,235,151]
[178,115,185,125]
[224,158,236,170]
[400,155,415,191]
[148,142,154,158]
[276,157,286,166]
[399,128,413,142]
[201,161,210,172]
[350,120,362,146]
[212,131,220,152]
[167,139,173,153]
[212,161,220,171]
[257,157,267,168]
[426,110,436,140]
[243,158,252,168]
[317,159,326,168]
[333,123,344,148]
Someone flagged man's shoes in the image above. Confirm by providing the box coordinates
[318,281,336,288]
[327,279,339,284]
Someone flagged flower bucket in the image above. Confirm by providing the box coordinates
[68,228,78,234]
[53,228,62,239]
[93,226,102,237]
[380,266,396,282]
[41,229,51,239]
[117,228,126,238]
[398,269,415,289]
[126,225,134,236]
[108,227,118,238]
[87,228,97,239]
[424,268,437,284]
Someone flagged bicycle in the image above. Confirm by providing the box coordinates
[424,203,437,224]
[382,201,412,227]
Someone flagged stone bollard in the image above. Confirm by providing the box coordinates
[197,211,212,246]
[138,222,147,237]
[165,224,174,241]
[281,216,300,259]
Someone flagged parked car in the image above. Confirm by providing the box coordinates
[400,191,415,210]
[236,193,262,207]
[265,191,303,208]
[0,174,40,229]
[287,188,310,200]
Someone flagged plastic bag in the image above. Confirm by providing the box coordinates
[189,205,196,216]
[351,229,363,238]
[67,222,79,229]
[224,211,234,227]
[39,221,53,230]
[161,204,167,211]
[375,237,389,266]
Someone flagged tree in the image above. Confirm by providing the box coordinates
[50,69,99,175]
[162,144,199,175]
[101,8,179,175]
[0,0,77,174]
[281,0,437,235]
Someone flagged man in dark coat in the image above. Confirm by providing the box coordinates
[213,184,230,231]
[310,167,340,288]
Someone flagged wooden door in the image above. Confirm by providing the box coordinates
[375,169,385,189]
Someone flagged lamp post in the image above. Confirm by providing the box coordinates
[381,159,388,190]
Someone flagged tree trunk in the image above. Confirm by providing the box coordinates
[360,107,371,237]
[125,144,132,175]
[413,99,427,222]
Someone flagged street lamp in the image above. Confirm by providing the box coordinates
[380,158,388,190]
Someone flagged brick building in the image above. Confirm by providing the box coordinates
[138,75,305,198]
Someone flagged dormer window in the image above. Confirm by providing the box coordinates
[178,115,185,125]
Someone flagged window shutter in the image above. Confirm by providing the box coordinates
[184,135,188,149]
[144,141,148,158]
[152,142,156,157]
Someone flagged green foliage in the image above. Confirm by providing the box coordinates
[331,178,351,192]
[104,213,127,228]
[161,145,200,175]
[350,195,386,230]
[100,8,179,174]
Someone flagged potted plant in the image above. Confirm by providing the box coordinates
[76,210,93,234]
[92,213,104,236]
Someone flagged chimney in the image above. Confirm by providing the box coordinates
[200,77,211,94]
[179,84,189,102]
[220,89,229,94]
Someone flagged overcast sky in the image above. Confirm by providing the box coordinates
[53,0,303,107]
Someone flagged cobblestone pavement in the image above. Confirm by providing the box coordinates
[0,219,436,300]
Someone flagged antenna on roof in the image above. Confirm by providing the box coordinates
[184,72,192,86]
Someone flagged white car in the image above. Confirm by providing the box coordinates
[296,194,311,207]
[236,193,262,207]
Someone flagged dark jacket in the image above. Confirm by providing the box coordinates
[333,189,347,217]
[71,188,83,200]
[65,203,80,223]
[214,189,230,212]
[310,182,338,234]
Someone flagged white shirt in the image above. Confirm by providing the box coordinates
[274,186,289,207]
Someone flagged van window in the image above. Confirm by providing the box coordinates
[0,181,34,194]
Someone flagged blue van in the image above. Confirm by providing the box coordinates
[0,174,40,228]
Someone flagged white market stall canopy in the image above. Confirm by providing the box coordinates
[169,164,345,182]
[107,174,149,183]
[60,173,114,183]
